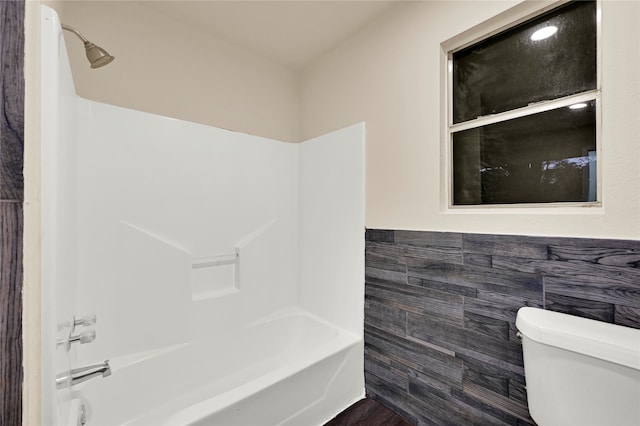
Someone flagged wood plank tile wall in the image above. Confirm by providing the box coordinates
[365,229,640,426]
[0,1,25,425]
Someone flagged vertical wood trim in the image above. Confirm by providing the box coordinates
[0,0,25,425]
[0,0,25,200]
[0,203,23,426]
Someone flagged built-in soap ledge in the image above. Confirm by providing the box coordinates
[191,251,239,301]
[192,253,237,269]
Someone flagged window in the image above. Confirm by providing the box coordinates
[446,1,599,206]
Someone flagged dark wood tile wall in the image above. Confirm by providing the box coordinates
[364,229,640,426]
[0,1,25,425]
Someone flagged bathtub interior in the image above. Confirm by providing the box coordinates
[41,6,365,426]
[76,309,361,426]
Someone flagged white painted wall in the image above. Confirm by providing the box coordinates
[301,0,640,239]
[44,0,300,142]
[23,2,43,424]
[37,0,640,240]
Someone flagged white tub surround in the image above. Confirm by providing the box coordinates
[41,6,365,425]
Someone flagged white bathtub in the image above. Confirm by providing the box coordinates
[76,309,363,426]
[42,7,365,425]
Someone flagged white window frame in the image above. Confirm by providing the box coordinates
[440,0,602,211]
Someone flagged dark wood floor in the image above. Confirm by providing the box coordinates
[324,398,414,426]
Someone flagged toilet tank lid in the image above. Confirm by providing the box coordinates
[516,307,640,371]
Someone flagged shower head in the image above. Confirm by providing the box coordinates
[62,24,115,69]
[84,42,115,68]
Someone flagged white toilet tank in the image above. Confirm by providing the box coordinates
[516,307,640,426]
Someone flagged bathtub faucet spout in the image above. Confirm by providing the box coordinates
[56,360,111,389]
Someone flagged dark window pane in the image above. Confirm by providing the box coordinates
[453,1,597,124]
[453,101,596,205]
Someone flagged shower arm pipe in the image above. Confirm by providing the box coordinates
[60,23,114,69]
[61,24,90,44]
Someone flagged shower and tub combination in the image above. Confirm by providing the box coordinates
[41,6,365,426]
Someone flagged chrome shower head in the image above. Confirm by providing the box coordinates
[84,41,115,68]
[62,24,115,69]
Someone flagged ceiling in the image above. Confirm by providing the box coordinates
[139,1,398,70]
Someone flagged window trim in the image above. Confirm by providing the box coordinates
[440,0,602,211]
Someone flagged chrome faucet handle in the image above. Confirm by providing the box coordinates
[68,330,96,347]
[57,331,96,350]
[56,315,98,351]
[74,314,97,328]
